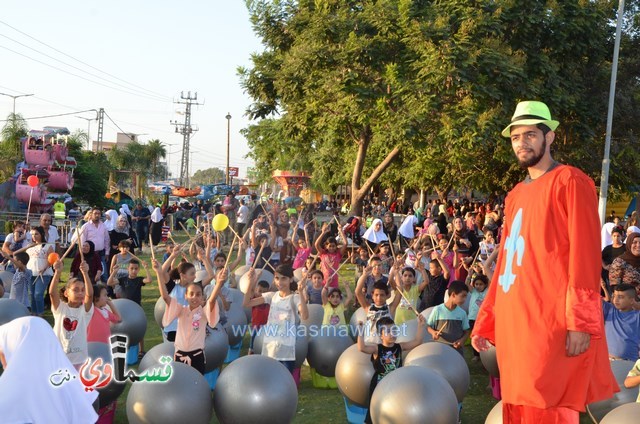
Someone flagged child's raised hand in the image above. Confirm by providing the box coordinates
[79,261,89,273]
[417,314,426,326]
[53,259,64,272]
[151,258,161,271]
[364,265,372,276]
[216,268,228,285]
[247,267,255,282]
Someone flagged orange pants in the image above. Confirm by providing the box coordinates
[503,404,579,424]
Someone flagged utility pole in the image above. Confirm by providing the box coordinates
[171,92,201,187]
[96,108,105,151]
[225,112,231,185]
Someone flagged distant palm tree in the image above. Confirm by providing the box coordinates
[144,139,167,180]
[1,113,28,155]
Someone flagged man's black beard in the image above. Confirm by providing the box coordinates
[518,138,546,169]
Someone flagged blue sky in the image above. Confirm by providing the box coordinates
[1,0,264,179]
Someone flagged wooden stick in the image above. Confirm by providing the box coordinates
[149,234,156,261]
[396,287,420,317]
[447,231,455,249]
[364,240,375,256]
[223,233,237,271]
[436,321,448,337]
[250,242,266,271]
[60,226,84,261]
[77,228,84,263]
[259,253,274,271]
[471,247,482,265]
[179,222,195,242]
[262,259,276,272]
[328,257,350,280]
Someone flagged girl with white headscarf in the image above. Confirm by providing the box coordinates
[150,207,164,246]
[362,218,388,251]
[398,214,419,247]
[0,316,98,424]
[104,209,119,232]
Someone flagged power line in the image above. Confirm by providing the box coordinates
[0,32,169,102]
[103,110,135,141]
[0,44,169,103]
[0,20,171,100]
[0,109,96,122]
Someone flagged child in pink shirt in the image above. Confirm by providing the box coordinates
[153,258,225,374]
[314,222,348,288]
[87,284,121,343]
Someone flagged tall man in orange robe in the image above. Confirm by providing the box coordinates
[472,101,618,423]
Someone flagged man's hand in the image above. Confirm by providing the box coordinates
[566,330,590,357]
[471,335,492,352]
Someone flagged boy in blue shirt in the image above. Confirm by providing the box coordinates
[427,280,470,354]
[603,283,640,361]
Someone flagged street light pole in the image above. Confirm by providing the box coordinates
[76,116,93,150]
[225,112,231,185]
[597,0,625,225]
[0,92,34,114]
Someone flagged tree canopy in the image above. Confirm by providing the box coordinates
[191,167,226,186]
[240,0,640,212]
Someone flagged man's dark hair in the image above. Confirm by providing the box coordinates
[536,123,552,136]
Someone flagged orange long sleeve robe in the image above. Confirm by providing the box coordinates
[473,165,617,411]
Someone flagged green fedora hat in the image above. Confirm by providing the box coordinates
[501,100,560,137]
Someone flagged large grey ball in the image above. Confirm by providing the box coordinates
[0,298,29,326]
[213,355,297,424]
[127,362,212,424]
[349,307,367,341]
[87,342,126,408]
[587,360,637,423]
[226,288,251,323]
[301,303,324,330]
[223,305,247,346]
[153,297,166,329]
[204,327,229,372]
[480,345,500,378]
[335,344,375,407]
[405,342,470,402]
[601,403,640,424]
[485,401,503,424]
[110,299,147,346]
[370,366,458,424]
[253,332,308,368]
[395,318,433,344]
[307,330,354,377]
[238,269,274,293]
[138,341,175,372]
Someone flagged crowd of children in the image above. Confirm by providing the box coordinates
[3,199,640,424]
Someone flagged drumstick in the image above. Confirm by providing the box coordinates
[77,228,84,263]
[259,253,274,271]
[149,234,156,261]
[396,288,420,317]
[250,242,266,271]
[60,226,84,261]
[179,222,196,242]
[223,234,237,271]
[328,257,350,280]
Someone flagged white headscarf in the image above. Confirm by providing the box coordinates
[627,226,640,236]
[398,215,418,239]
[600,222,614,250]
[119,204,131,216]
[363,218,388,244]
[151,207,163,223]
[0,316,98,424]
[104,209,119,231]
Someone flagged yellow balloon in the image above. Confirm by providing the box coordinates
[212,214,229,232]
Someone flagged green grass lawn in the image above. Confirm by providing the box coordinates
[36,233,595,423]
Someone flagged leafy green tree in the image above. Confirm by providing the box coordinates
[191,167,226,186]
[0,113,28,181]
[241,0,640,210]
[145,139,167,180]
[66,136,111,207]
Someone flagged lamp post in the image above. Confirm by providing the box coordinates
[76,116,93,150]
[0,92,34,114]
[225,112,231,185]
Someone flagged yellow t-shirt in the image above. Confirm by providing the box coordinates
[322,303,346,326]
[394,284,421,325]
[627,359,640,403]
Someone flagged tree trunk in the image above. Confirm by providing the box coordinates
[435,185,452,201]
[349,127,401,216]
